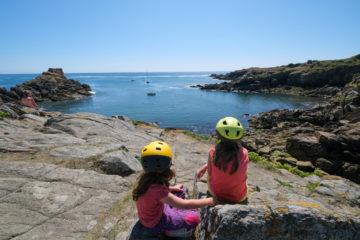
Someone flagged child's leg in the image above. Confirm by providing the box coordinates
[147,207,199,235]
[147,190,200,235]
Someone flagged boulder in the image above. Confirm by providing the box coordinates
[315,131,340,151]
[97,150,142,176]
[296,161,315,172]
[315,158,336,173]
[286,136,327,161]
[196,204,360,240]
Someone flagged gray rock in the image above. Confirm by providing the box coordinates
[50,143,124,159]
[21,114,47,124]
[304,175,321,183]
[320,180,360,200]
[196,203,360,240]
[315,186,336,196]
[98,150,142,176]
[0,105,19,118]
[0,161,128,240]
[259,146,271,155]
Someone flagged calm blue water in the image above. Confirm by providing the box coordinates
[0,72,322,134]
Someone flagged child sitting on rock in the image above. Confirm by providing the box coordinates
[197,117,249,203]
[133,141,218,238]
[21,90,46,116]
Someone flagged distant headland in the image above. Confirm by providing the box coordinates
[200,54,360,99]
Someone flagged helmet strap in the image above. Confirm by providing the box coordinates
[217,139,222,144]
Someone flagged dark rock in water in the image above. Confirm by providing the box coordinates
[0,68,92,103]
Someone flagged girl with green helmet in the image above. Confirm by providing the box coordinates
[197,117,249,203]
[133,141,218,238]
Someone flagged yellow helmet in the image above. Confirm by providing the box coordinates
[140,141,172,172]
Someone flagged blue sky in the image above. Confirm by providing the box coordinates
[0,0,359,73]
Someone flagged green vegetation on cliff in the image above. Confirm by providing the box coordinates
[207,54,360,91]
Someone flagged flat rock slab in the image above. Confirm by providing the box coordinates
[0,161,129,240]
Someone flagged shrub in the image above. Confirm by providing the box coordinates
[0,110,9,120]
[306,182,320,193]
[249,152,323,177]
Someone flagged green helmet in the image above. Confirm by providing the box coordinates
[216,117,243,140]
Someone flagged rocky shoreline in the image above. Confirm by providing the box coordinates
[0,68,92,104]
[1,109,359,240]
[197,54,360,99]
[239,73,360,184]
[0,67,360,239]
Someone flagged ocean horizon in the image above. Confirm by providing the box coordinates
[0,72,323,134]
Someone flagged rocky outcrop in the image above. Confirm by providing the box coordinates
[1,102,360,239]
[244,76,360,183]
[197,203,360,240]
[202,54,360,98]
[0,68,92,103]
[195,164,360,240]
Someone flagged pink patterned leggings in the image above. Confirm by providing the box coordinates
[146,188,200,235]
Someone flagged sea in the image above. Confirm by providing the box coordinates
[0,72,323,134]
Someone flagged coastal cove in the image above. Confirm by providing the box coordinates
[0,72,323,134]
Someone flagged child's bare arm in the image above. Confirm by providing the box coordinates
[197,164,207,179]
[169,184,183,192]
[161,193,218,209]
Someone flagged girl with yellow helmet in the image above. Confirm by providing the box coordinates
[133,141,218,238]
[197,117,249,203]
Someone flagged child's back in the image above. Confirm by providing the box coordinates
[198,117,249,203]
[208,145,248,202]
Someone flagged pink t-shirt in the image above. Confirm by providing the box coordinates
[136,184,169,228]
[21,97,38,109]
[208,146,249,202]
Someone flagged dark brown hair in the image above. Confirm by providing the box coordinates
[213,132,242,174]
[132,168,175,201]
[24,90,32,97]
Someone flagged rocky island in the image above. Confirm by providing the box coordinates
[0,66,360,240]
[0,68,92,104]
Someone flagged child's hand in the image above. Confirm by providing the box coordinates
[169,184,183,192]
[207,197,219,207]
[197,165,207,179]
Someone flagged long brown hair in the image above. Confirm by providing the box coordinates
[132,168,175,201]
[213,132,242,174]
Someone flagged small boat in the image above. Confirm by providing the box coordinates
[147,93,156,96]
[131,79,135,82]
[146,80,150,84]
